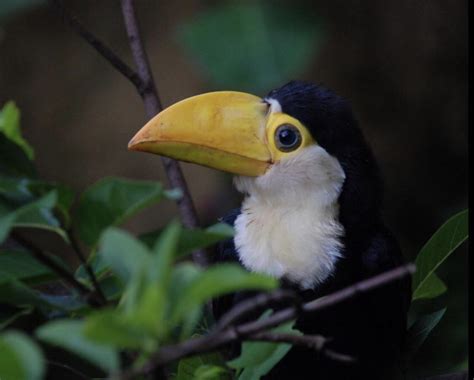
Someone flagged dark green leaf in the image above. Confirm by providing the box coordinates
[76,177,171,246]
[0,134,35,178]
[0,330,45,380]
[412,210,468,299]
[36,320,120,373]
[404,308,446,359]
[0,279,55,309]
[0,177,75,227]
[228,319,300,380]
[412,272,447,301]
[97,227,150,285]
[83,310,150,350]
[0,101,34,159]
[194,365,230,380]
[97,275,123,301]
[0,190,67,243]
[0,250,55,285]
[177,3,324,94]
[176,353,230,380]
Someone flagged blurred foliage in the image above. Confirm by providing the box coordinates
[0,0,45,21]
[177,1,324,95]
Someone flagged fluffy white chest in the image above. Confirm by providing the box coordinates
[233,146,346,289]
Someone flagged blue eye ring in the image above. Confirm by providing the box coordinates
[274,124,302,152]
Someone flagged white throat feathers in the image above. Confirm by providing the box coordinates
[233,145,346,289]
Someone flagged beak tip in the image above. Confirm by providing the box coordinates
[128,137,139,151]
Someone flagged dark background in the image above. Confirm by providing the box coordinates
[0,0,468,377]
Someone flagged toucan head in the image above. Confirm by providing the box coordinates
[129,81,382,230]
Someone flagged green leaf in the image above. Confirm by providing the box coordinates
[228,319,300,380]
[36,320,120,373]
[83,310,150,350]
[0,330,45,380]
[0,250,55,285]
[129,284,168,340]
[110,223,182,339]
[76,177,172,246]
[0,177,75,227]
[149,221,182,283]
[412,272,447,301]
[168,263,203,307]
[141,222,234,257]
[404,308,446,359]
[97,227,151,285]
[194,365,230,380]
[0,133,35,177]
[412,209,468,298]
[0,278,55,309]
[171,264,277,326]
[0,101,34,159]
[0,190,67,243]
[176,353,230,380]
[177,3,324,94]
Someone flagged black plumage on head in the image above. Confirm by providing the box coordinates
[266,80,383,245]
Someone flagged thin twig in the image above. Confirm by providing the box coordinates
[215,289,299,331]
[120,0,207,266]
[11,231,101,307]
[115,264,415,379]
[67,228,107,304]
[247,332,356,364]
[49,0,144,91]
[248,331,327,349]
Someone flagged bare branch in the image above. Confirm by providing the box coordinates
[115,264,415,379]
[11,231,103,307]
[247,332,356,364]
[49,0,144,91]
[215,289,300,331]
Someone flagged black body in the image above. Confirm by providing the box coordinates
[213,81,411,380]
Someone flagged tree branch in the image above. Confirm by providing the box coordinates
[11,231,103,307]
[247,332,356,364]
[49,0,144,91]
[119,0,207,266]
[215,289,300,331]
[115,264,415,379]
[50,0,208,266]
[67,228,107,304]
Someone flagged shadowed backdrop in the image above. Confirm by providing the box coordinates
[0,0,467,377]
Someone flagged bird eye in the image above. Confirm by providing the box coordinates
[274,124,302,152]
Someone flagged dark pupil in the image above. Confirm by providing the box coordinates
[279,128,297,146]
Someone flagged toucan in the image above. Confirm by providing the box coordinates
[129,81,411,379]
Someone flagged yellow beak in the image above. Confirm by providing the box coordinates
[128,92,271,176]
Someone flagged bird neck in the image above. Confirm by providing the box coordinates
[233,146,346,289]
